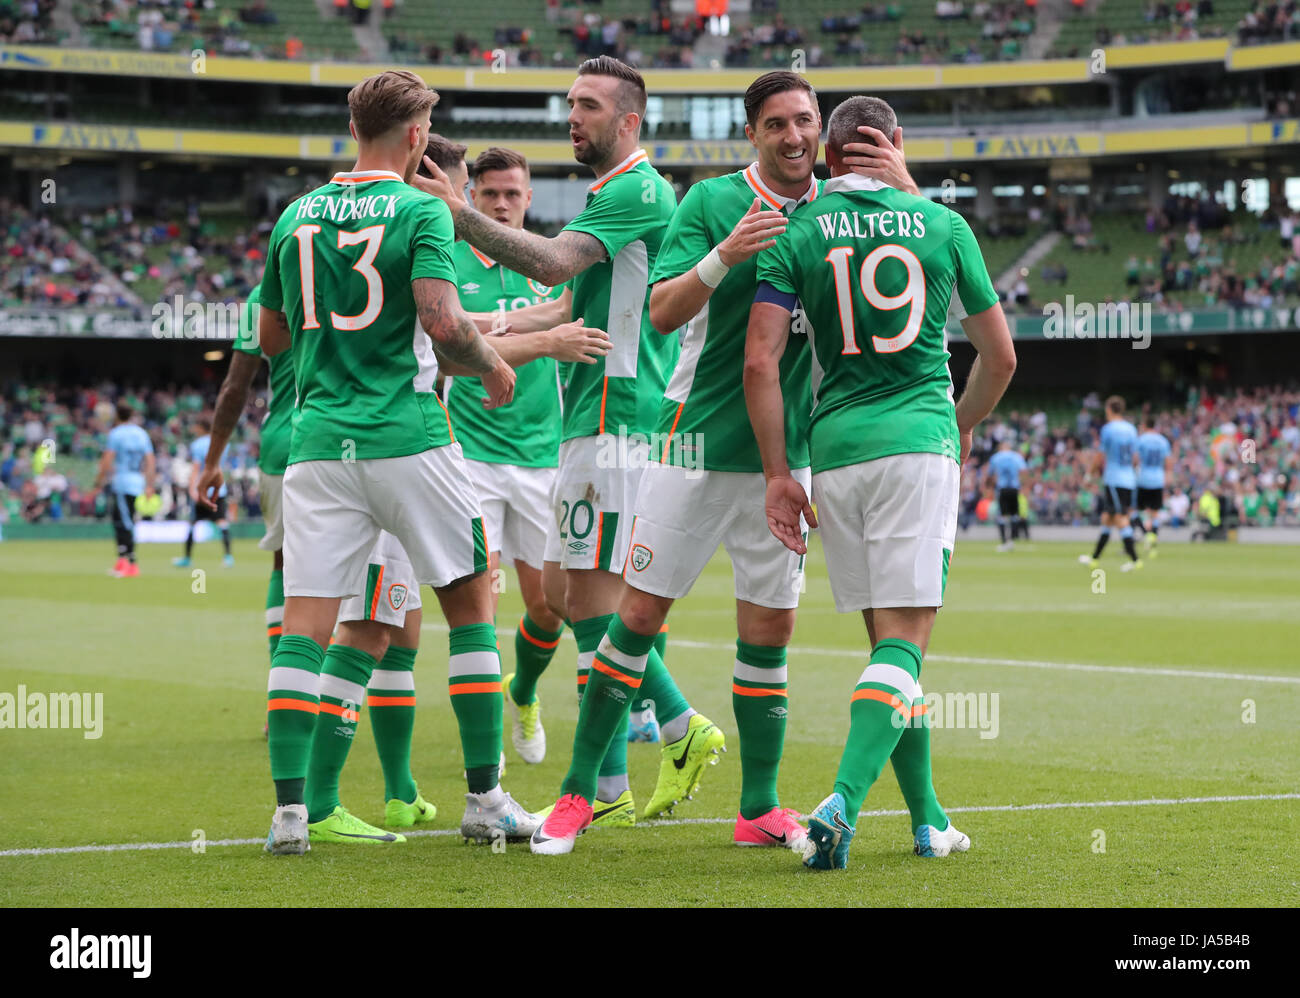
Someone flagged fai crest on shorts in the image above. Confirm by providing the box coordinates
[630,544,653,572]
[388,584,409,611]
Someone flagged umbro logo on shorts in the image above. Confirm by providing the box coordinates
[630,544,653,572]
[568,540,590,553]
[388,584,408,611]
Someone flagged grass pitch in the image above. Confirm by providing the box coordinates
[1,536,1297,907]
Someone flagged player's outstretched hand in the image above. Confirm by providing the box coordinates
[841,125,919,195]
[717,198,788,267]
[195,465,223,512]
[410,156,468,217]
[480,355,516,409]
[547,318,611,364]
[765,475,817,554]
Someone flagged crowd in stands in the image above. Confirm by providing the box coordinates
[1,199,268,311]
[0,380,265,527]
[0,0,56,43]
[1236,0,1300,44]
[962,386,1300,530]
[5,377,1296,533]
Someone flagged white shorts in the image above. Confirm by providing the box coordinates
[258,471,284,552]
[282,445,487,598]
[624,463,812,609]
[337,531,424,627]
[464,458,556,571]
[812,452,959,612]
[543,433,647,572]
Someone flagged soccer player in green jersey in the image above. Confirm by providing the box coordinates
[249,70,542,856]
[745,96,1017,870]
[417,56,714,831]
[450,147,573,770]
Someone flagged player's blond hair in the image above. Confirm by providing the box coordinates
[348,70,439,141]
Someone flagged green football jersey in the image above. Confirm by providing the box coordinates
[259,169,458,465]
[448,242,563,468]
[649,164,816,473]
[560,151,679,442]
[232,282,294,476]
[757,175,998,474]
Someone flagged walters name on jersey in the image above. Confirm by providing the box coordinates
[757,174,999,474]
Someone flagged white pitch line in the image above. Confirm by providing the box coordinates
[421,623,1300,686]
[3,793,1296,858]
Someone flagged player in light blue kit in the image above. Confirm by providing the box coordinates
[986,439,1028,552]
[94,401,156,578]
[1133,417,1172,557]
[174,417,234,568]
[1080,395,1142,571]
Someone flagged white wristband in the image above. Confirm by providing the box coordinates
[695,246,730,289]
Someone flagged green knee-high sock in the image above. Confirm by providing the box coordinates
[833,638,923,820]
[368,644,418,804]
[562,615,655,803]
[733,640,788,819]
[306,643,376,823]
[571,615,627,791]
[448,623,503,794]
[890,711,948,834]
[642,646,693,741]
[265,569,284,663]
[510,612,564,705]
[267,634,326,806]
[632,628,670,714]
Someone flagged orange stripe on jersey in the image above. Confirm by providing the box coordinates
[743,165,783,210]
[850,687,909,715]
[449,681,502,696]
[267,698,319,714]
[590,150,649,192]
[519,617,561,649]
[433,394,456,443]
[368,565,385,621]
[661,402,685,463]
[331,170,403,185]
[591,657,644,689]
[658,622,669,634]
[731,684,788,697]
[469,245,496,268]
[367,695,417,707]
[598,377,609,433]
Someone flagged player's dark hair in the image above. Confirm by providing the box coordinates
[347,70,439,141]
[472,146,530,180]
[743,71,817,130]
[417,134,468,178]
[195,416,212,433]
[1105,394,1126,416]
[577,55,647,123]
[115,402,133,423]
[826,96,898,156]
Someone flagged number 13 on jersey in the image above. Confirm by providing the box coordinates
[291,223,387,331]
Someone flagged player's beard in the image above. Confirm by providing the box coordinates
[574,122,618,170]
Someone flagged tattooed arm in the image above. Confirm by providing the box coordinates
[196,349,263,510]
[413,277,516,408]
[411,159,605,285]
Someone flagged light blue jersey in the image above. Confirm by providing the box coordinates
[190,435,229,498]
[1136,431,1171,489]
[106,423,153,496]
[988,449,1027,490]
[1100,419,1138,489]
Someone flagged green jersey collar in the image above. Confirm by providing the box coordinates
[743,162,818,212]
[589,149,650,192]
